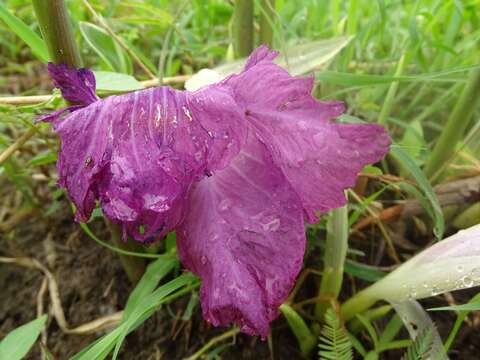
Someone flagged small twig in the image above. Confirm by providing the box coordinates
[184,327,240,360]
[37,276,49,360]
[82,0,156,79]
[0,256,123,334]
[349,190,400,264]
[0,127,37,166]
[0,75,191,105]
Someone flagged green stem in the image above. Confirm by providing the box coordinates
[340,287,378,322]
[233,0,254,58]
[378,53,406,125]
[105,220,146,284]
[33,1,147,283]
[424,69,480,182]
[259,0,275,47]
[32,0,82,67]
[315,205,349,318]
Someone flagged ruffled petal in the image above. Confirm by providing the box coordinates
[47,63,98,106]
[224,46,391,221]
[177,136,305,337]
[49,86,246,241]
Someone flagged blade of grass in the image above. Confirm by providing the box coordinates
[0,3,48,62]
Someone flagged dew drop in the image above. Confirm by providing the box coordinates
[218,199,232,211]
[462,275,474,287]
[408,286,417,299]
[456,265,464,273]
[431,286,441,296]
[263,218,280,232]
[84,156,93,168]
[200,255,207,265]
[470,267,480,281]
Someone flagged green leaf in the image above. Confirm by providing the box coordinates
[399,120,426,163]
[0,3,49,61]
[344,261,386,282]
[280,304,317,357]
[315,65,480,87]
[79,22,132,74]
[401,327,433,360]
[122,255,177,320]
[215,37,352,78]
[428,300,480,312]
[72,273,195,360]
[94,71,144,92]
[390,145,444,239]
[27,152,57,167]
[0,315,47,360]
[318,308,353,360]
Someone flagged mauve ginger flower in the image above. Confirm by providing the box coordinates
[41,46,391,337]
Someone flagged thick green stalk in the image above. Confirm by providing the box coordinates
[233,0,254,58]
[33,0,145,282]
[32,0,82,67]
[315,205,349,318]
[259,0,275,47]
[340,286,378,322]
[424,69,480,182]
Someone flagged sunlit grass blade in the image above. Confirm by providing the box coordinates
[79,21,132,74]
[0,3,48,62]
[0,315,47,360]
[279,303,317,356]
[390,145,444,240]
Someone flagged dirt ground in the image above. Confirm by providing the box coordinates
[1,200,480,359]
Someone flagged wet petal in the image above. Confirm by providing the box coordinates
[177,136,305,337]
[225,47,391,221]
[47,62,98,106]
[51,86,246,241]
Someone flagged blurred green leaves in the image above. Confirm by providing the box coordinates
[0,2,48,61]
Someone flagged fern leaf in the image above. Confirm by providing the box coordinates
[318,308,353,360]
[402,327,433,360]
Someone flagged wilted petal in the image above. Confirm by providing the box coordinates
[47,62,98,105]
[224,46,391,221]
[177,137,306,337]
[50,86,246,241]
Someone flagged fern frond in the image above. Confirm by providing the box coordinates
[402,327,433,360]
[318,308,353,360]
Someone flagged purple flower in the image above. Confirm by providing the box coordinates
[42,46,391,337]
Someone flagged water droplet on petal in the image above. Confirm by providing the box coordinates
[218,199,232,211]
[431,286,441,296]
[462,275,474,287]
[262,218,280,232]
[470,267,480,281]
[200,255,207,265]
[457,265,464,273]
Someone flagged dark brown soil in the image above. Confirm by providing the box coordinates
[1,199,480,359]
[0,201,302,360]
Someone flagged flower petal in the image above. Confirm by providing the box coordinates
[47,63,98,105]
[225,46,391,221]
[177,136,306,337]
[50,86,246,241]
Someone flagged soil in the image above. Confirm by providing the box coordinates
[1,199,480,359]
